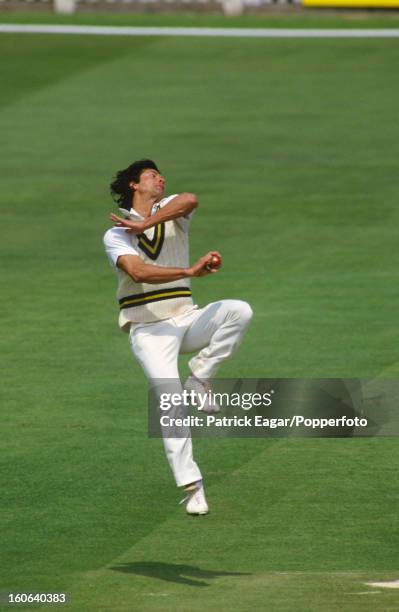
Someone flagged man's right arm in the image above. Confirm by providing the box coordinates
[117,252,222,284]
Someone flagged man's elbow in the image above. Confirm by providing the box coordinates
[182,192,199,210]
[130,269,147,283]
[120,262,147,283]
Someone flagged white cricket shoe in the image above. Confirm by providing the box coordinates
[180,481,209,515]
[184,375,220,414]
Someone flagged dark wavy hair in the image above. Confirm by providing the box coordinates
[110,159,160,211]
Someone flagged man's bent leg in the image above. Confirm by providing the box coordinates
[129,321,202,487]
[180,300,253,379]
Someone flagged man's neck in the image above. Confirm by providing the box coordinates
[132,193,159,218]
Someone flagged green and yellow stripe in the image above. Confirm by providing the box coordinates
[137,223,165,260]
[119,286,192,310]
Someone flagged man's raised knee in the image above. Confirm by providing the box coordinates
[231,300,253,326]
[239,301,253,324]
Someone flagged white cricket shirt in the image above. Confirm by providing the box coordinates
[104,194,196,331]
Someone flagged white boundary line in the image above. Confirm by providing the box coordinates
[1,24,399,37]
[366,580,399,589]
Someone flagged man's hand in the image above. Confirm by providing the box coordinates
[188,251,223,277]
[110,214,146,234]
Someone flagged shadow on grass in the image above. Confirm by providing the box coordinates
[110,561,250,587]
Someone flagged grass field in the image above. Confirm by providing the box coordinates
[1,17,399,611]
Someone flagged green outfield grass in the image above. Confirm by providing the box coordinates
[1,27,399,611]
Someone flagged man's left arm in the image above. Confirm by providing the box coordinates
[110,193,198,233]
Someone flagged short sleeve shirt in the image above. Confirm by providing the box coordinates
[103,227,139,266]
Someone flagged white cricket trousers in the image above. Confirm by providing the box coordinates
[129,299,253,487]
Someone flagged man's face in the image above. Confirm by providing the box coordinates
[132,168,165,200]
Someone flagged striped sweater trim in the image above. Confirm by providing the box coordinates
[119,286,192,310]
